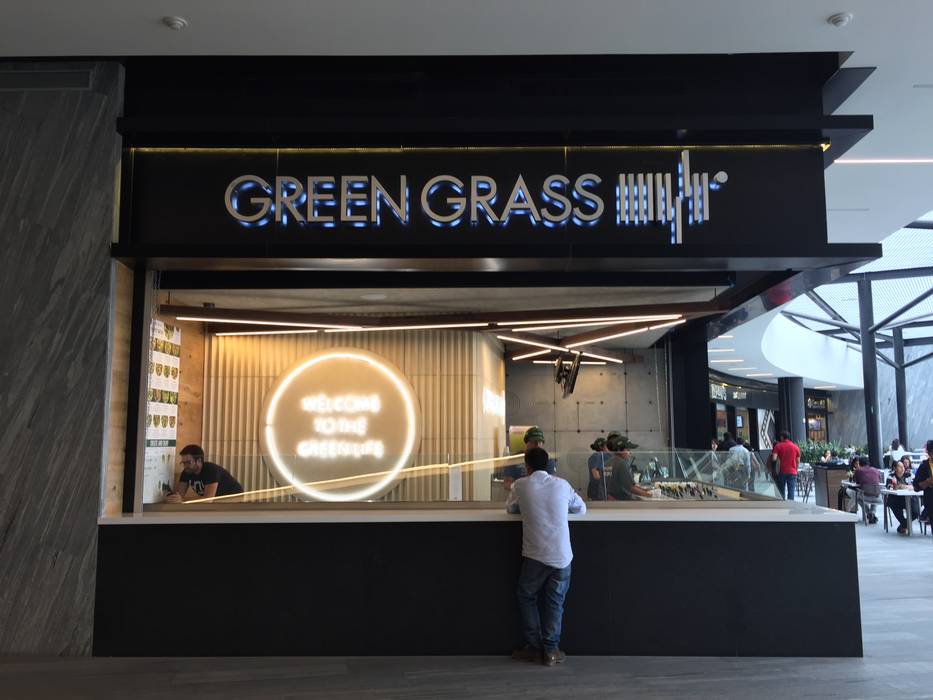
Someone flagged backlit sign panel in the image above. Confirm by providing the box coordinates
[260,349,421,502]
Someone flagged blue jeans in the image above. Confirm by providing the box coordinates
[776,473,797,501]
[516,557,571,652]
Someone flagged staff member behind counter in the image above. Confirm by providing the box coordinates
[606,435,653,500]
[503,427,557,492]
[166,444,244,503]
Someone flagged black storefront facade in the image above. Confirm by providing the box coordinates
[94,54,875,657]
[709,372,779,451]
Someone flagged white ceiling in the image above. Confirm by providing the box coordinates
[165,286,718,349]
[165,285,720,315]
[4,1,933,246]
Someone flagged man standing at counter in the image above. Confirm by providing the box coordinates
[506,447,586,666]
[166,444,244,503]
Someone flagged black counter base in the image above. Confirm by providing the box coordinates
[93,520,861,657]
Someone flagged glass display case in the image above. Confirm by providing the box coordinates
[145,447,780,511]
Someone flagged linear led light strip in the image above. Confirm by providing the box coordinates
[497,335,625,364]
[533,360,607,365]
[183,313,686,335]
[216,329,320,337]
[518,315,683,332]
[746,373,774,377]
[564,317,686,348]
[324,322,489,333]
[578,351,625,365]
[707,348,734,353]
[175,315,361,330]
[497,335,581,355]
[709,359,745,364]
[503,314,681,327]
[512,349,551,361]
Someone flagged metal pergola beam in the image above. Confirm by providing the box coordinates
[874,336,933,349]
[806,290,860,341]
[884,316,933,331]
[782,310,860,333]
[874,350,899,370]
[825,266,933,284]
[893,328,908,444]
[904,349,933,369]
[858,278,883,470]
[869,286,933,333]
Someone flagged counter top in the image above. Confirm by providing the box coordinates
[99,501,858,525]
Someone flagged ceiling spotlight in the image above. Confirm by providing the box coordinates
[163,16,189,30]
[827,12,853,28]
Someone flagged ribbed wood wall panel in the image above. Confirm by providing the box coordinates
[203,330,497,502]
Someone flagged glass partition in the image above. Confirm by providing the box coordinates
[149,448,780,509]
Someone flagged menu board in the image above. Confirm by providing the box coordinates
[143,320,181,503]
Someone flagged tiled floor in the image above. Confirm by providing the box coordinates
[2,520,931,700]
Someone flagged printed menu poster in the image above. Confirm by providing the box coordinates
[143,320,181,503]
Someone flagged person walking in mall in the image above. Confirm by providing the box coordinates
[506,447,586,666]
[913,439,933,524]
[727,437,753,492]
[769,431,800,501]
[587,436,610,500]
[717,431,737,452]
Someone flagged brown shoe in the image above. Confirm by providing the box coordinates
[511,645,542,662]
[543,649,566,666]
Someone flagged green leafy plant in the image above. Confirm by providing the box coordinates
[796,440,844,465]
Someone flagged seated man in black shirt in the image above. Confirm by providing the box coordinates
[166,444,244,502]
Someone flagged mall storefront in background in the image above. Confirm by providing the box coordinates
[709,374,834,449]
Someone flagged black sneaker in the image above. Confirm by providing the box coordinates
[543,649,566,666]
[511,645,542,662]
[897,525,908,535]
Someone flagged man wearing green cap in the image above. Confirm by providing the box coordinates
[587,437,610,500]
[606,434,653,500]
[523,426,558,475]
[504,427,555,492]
[524,426,546,449]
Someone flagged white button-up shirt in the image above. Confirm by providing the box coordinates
[506,470,586,569]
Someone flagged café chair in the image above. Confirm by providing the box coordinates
[855,487,882,526]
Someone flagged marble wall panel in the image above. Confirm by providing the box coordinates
[830,347,933,451]
[0,62,122,654]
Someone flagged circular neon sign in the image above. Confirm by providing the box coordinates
[260,349,421,502]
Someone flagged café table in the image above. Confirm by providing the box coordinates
[881,486,923,536]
